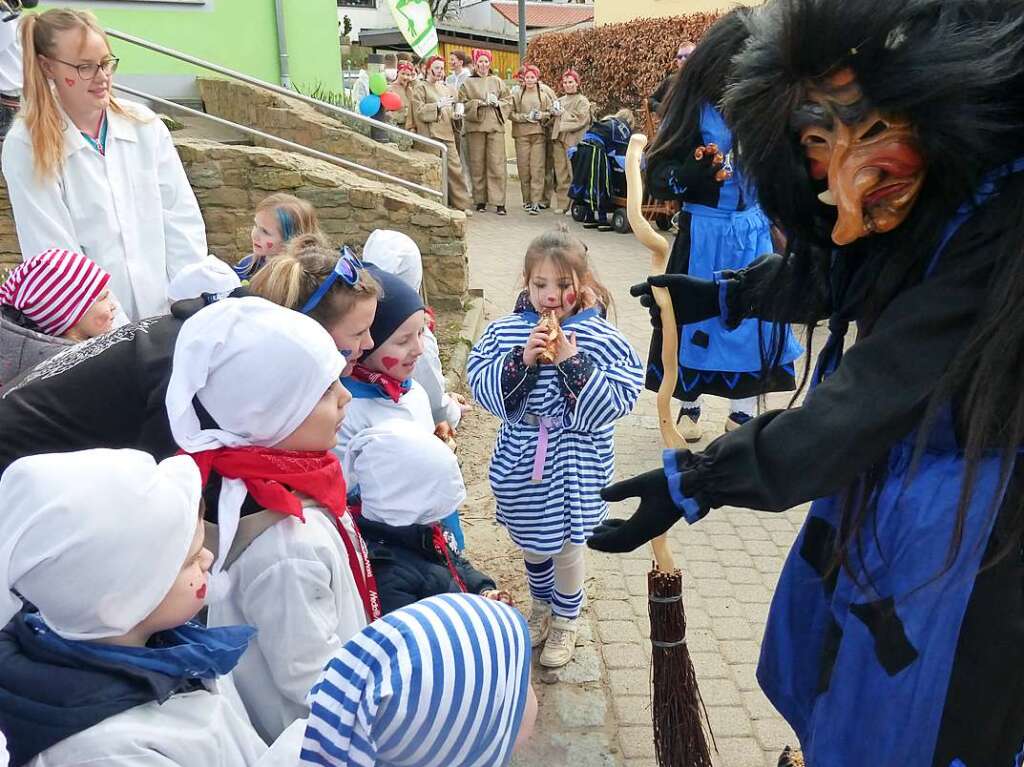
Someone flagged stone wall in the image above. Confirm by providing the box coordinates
[0,138,468,305]
[197,78,444,197]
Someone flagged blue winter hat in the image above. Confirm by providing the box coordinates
[360,265,425,361]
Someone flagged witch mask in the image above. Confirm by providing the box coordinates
[794,68,926,245]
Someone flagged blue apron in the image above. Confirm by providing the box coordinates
[678,105,803,376]
[758,160,1024,766]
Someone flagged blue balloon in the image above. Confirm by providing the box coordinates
[359,94,382,117]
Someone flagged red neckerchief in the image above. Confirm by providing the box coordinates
[430,523,467,592]
[187,445,382,621]
[350,362,411,404]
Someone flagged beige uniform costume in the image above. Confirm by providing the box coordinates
[388,82,415,132]
[550,92,593,210]
[458,74,510,207]
[511,84,554,206]
[411,79,472,211]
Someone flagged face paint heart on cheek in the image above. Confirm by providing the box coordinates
[64,78,76,88]
[381,356,401,370]
[195,583,207,600]
[565,291,576,306]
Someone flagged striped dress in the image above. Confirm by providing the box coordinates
[300,593,531,767]
[467,306,644,554]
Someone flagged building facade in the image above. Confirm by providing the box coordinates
[38,0,343,100]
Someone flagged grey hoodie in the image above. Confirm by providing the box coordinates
[0,313,73,388]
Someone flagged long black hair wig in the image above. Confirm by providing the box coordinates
[645,7,754,182]
[725,0,1024,574]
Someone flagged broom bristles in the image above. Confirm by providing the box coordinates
[649,568,715,767]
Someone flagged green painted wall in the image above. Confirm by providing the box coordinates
[38,0,341,92]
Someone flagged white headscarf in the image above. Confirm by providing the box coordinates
[363,229,424,293]
[343,420,465,527]
[0,449,200,641]
[166,255,242,303]
[165,297,343,601]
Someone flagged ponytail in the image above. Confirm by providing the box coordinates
[18,9,133,180]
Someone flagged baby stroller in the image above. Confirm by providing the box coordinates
[568,115,630,231]
[568,111,678,234]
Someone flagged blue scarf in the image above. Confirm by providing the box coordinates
[25,613,254,680]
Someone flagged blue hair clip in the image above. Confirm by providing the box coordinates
[300,246,363,315]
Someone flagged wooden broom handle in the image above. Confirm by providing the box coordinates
[626,134,681,573]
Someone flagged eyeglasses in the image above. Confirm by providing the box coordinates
[52,57,120,80]
[301,246,363,315]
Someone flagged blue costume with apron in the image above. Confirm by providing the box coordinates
[757,159,1024,766]
[646,103,802,402]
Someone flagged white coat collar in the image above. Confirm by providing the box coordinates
[57,99,140,159]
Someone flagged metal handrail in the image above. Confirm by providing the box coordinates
[106,27,449,202]
[114,84,445,199]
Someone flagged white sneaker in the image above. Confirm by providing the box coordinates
[527,602,551,648]
[539,615,578,668]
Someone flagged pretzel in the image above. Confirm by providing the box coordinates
[537,310,560,364]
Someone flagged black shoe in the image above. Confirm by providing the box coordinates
[476,203,486,212]
[582,222,599,229]
[496,206,508,216]
[528,203,540,216]
[538,203,550,210]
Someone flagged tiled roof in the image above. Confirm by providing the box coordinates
[491,2,595,28]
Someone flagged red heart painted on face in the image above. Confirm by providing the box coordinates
[381,356,401,370]
[565,291,577,306]
[64,78,76,88]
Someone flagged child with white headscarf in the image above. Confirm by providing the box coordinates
[362,229,470,431]
[166,254,243,304]
[262,594,537,767]
[165,296,380,744]
[0,448,266,767]
[345,421,509,613]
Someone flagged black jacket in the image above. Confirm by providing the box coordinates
[356,516,497,614]
[0,295,244,476]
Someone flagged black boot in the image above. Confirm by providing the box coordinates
[496,206,508,216]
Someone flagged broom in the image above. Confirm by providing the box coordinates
[625,133,715,767]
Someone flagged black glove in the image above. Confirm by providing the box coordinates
[588,468,683,553]
[629,273,721,330]
[647,146,728,201]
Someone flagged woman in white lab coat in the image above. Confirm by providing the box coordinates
[0,9,206,320]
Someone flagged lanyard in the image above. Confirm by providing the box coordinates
[80,111,108,156]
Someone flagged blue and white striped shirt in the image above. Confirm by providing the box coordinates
[300,594,531,767]
[467,308,643,554]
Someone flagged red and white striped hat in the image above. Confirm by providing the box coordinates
[0,249,110,336]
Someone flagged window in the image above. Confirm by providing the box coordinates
[338,0,376,7]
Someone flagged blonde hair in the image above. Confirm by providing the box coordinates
[255,193,323,244]
[249,234,380,330]
[601,108,635,129]
[524,225,614,318]
[20,9,132,179]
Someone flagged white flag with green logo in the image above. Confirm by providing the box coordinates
[387,0,439,58]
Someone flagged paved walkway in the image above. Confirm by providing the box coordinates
[465,185,804,767]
